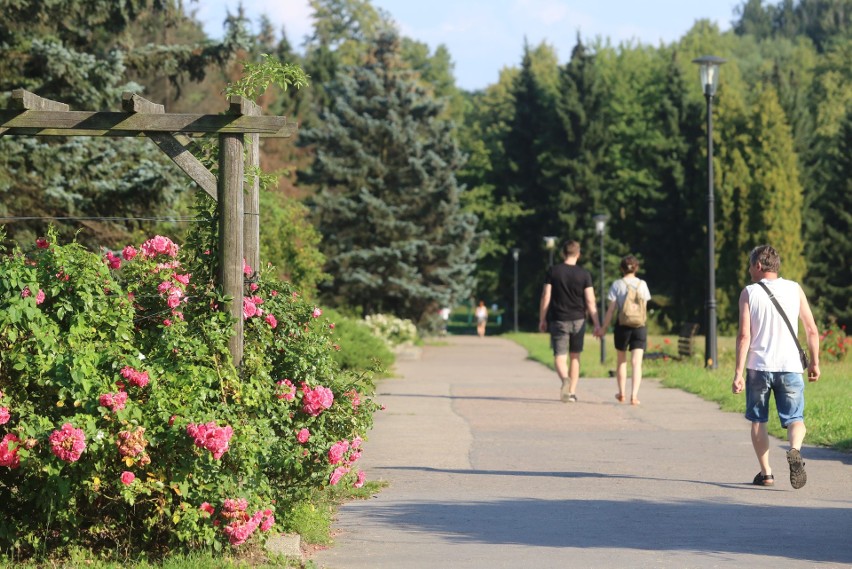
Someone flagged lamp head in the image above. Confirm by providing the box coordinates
[692,55,727,97]
[592,214,609,235]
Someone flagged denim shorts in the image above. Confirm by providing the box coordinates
[550,319,586,356]
[745,370,805,428]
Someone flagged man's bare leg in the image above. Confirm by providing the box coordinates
[751,422,771,476]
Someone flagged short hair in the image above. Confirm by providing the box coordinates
[749,245,781,273]
[620,255,640,276]
[561,240,580,259]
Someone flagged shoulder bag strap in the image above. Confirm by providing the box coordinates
[755,281,806,359]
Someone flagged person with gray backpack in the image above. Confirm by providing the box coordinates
[597,255,651,405]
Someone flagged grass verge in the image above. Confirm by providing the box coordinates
[504,331,852,451]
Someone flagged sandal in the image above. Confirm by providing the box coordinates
[615,393,625,403]
[752,472,775,486]
[787,448,807,489]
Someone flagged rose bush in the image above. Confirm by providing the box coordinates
[0,226,381,558]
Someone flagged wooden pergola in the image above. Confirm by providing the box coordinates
[1,88,297,366]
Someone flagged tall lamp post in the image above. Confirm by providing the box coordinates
[692,55,726,370]
[593,214,608,364]
[543,236,557,268]
[512,248,520,333]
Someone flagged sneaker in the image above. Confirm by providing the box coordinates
[752,472,775,486]
[787,448,807,489]
[567,394,578,403]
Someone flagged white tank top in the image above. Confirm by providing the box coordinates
[746,278,804,372]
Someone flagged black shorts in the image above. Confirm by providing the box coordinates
[549,319,586,355]
[614,324,647,351]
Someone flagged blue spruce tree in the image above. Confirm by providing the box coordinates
[299,29,479,323]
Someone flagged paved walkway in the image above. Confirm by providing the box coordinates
[309,336,852,569]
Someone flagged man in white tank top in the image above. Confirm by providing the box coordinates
[732,245,820,489]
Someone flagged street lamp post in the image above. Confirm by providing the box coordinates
[593,214,608,364]
[692,55,726,370]
[512,248,520,333]
[543,236,557,268]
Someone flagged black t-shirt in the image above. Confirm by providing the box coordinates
[545,263,593,322]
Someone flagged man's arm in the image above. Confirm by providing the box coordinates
[799,286,821,382]
[732,288,750,394]
[583,286,601,335]
[538,284,552,333]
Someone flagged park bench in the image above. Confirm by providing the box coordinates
[677,322,699,359]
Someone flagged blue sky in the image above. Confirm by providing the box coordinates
[193,0,738,91]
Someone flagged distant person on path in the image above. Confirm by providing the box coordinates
[538,240,601,403]
[597,255,651,405]
[439,306,451,336]
[475,300,488,338]
[732,244,820,489]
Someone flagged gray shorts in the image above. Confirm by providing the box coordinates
[549,319,586,356]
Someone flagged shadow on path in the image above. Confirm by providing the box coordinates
[357,496,852,564]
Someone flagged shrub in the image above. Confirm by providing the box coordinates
[363,314,418,348]
[0,228,380,559]
[320,308,394,373]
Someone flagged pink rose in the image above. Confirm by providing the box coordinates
[312,307,323,318]
[301,384,334,416]
[0,407,9,425]
[35,289,45,305]
[174,273,191,285]
[328,440,350,465]
[297,428,310,444]
[49,423,86,463]
[0,434,21,468]
[250,283,259,292]
[354,470,366,488]
[265,314,277,329]
[20,287,31,298]
[122,245,137,260]
[329,466,349,486]
[36,238,49,249]
[243,297,258,320]
[199,502,215,516]
[105,251,122,270]
[186,421,233,459]
[120,471,135,485]
[243,259,253,276]
[140,235,179,258]
[276,379,296,401]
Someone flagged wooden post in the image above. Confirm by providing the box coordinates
[218,132,245,366]
[235,96,262,276]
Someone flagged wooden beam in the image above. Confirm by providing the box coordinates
[218,132,245,367]
[121,92,165,114]
[0,110,287,135]
[119,92,218,199]
[10,89,70,111]
[147,133,218,199]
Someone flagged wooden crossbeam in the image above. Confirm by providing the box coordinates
[120,92,218,199]
[0,110,287,135]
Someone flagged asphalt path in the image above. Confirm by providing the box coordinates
[310,335,852,569]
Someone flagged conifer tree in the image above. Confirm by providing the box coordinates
[298,30,479,322]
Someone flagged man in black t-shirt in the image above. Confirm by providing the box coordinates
[538,240,601,402]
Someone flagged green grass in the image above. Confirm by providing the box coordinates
[504,331,852,451]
